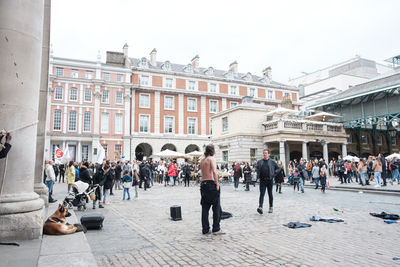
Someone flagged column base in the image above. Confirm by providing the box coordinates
[34,182,49,207]
[0,193,45,240]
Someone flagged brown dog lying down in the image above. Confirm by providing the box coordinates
[43,204,87,235]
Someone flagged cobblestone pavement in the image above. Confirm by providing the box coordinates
[53,180,400,267]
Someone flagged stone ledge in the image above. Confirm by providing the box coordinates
[37,204,97,267]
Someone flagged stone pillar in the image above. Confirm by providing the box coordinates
[77,141,82,162]
[34,0,51,206]
[279,141,286,170]
[342,143,347,158]
[93,86,101,135]
[285,142,290,174]
[323,142,329,163]
[178,94,184,135]
[154,91,160,134]
[302,141,308,160]
[0,0,45,240]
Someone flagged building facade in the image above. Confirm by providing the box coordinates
[46,45,300,162]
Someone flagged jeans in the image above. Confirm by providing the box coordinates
[114,179,122,190]
[374,172,381,186]
[169,176,175,185]
[133,185,138,198]
[93,185,103,207]
[360,171,367,185]
[338,171,346,183]
[67,183,73,193]
[103,188,110,202]
[320,176,326,192]
[234,177,239,188]
[382,170,387,186]
[123,188,130,200]
[392,169,400,182]
[45,180,55,201]
[200,180,221,234]
[259,179,273,208]
[299,177,304,191]
[314,177,320,189]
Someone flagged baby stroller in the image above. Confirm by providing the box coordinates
[64,181,97,211]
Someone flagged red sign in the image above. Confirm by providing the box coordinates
[55,149,63,158]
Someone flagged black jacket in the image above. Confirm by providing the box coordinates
[256,158,281,182]
[79,166,92,184]
[93,168,107,186]
[115,164,122,180]
[182,165,191,178]
[0,143,11,159]
[243,166,252,182]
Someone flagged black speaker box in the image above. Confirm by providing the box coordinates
[170,205,182,221]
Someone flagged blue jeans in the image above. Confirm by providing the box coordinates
[374,172,381,186]
[170,176,174,185]
[103,188,110,202]
[392,169,400,182]
[360,171,367,185]
[45,180,54,201]
[123,188,130,200]
[314,177,320,188]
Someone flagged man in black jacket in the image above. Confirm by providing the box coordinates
[182,161,191,187]
[256,149,281,214]
[336,156,345,184]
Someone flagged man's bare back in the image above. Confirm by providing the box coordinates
[200,156,219,190]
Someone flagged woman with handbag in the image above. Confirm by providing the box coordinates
[121,170,132,200]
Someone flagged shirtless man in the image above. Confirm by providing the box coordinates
[200,144,223,235]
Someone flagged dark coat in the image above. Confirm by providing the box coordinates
[0,143,11,159]
[275,168,285,184]
[182,165,191,178]
[93,168,106,186]
[104,169,115,189]
[79,166,92,184]
[233,166,242,179]
[243,166,252,182]
[115,164,122,180]
[256,158,281,182]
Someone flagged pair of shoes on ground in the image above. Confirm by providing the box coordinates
[203,230,225,235]
[49,199,57,203]
[93,205,104,209]
[257,207,273,214]
[122,198,131,200]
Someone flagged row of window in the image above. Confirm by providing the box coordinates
[138,115,201,134]
[139,94,236,113]
[53,110,123,134]
[55,68,124,82]
[139,75,282,99]
[348,134,397,146]
[54,87,124,104]
[51,143,122,161]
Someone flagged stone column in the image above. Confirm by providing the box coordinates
[302,141,308,160]
[154,91,160,134]
[0,0,45,240]
[342,143,347,158]
[323,142,329,163]
[34,0,51,206]
[77,141,82,162]
[178,94,184,135]
[279,141,286,170]
[285,142,290,174]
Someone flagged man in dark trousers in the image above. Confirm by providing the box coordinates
[256,149,281,214]
[379,154,387,186]
[336,155,345,184]
[182,161,191,187]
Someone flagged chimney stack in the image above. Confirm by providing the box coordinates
[229,61,238,73]
[150,48,157,66]
[263,66,272,80]
[191,55,200,69]
[123,43,128,57]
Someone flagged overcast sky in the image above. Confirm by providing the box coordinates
[51,0,399,83]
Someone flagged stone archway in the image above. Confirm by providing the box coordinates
[185,144,200,154]
[329,151,340,161]
[290,151,302,161]
[135,143,153,161]
[161,143,177,151]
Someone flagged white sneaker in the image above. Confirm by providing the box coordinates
[374,184,380,188]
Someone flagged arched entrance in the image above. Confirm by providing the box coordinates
[328,151,340,161]
[185,144,200,154]
[135,143,153,161]
[309,151,323,160]
[161,143,176,151]
[290,151,302,161]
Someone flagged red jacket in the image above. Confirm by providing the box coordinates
[168,164,177,177]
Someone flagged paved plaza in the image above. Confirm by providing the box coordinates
[50,180,400,267]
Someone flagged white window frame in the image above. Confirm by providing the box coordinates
[209,83,218,93]
[71,69,78,78]
[164,95,174,110]
[209,119,213,135]
[187,80,197,91]
[392,136,397,146]
[53,109,62,131]
[229,85,238,95]
[115,144,122,156]
[101,113,109,133]
[139,114,150,133]
[248,87,257,97]
[54,86,63,100]
[230,101,238,108]
[361,135,368,145]
[103,73,110,81]
[83,111,91,132]
[102,144,108,158]
[68,110,77,131]
[84,88,92,102]
[284,92,290,99]
[164,116,174,134]
[209,100,218,113]
[267,90,273,99]
[69,87,78,101]
[56,68,63,77]
[117,74,123,83]
[115,113,123,134]
[222,117,228,132]
[187,98,197,112]
[115,91,123,105]
[187,117,197,135]
[102,90,109,104]
[85,71,93,79]
[164,78,173,88]
[140,75,150,86]
[139,93,150,108]
[82,145,89,161]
